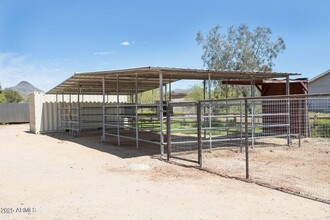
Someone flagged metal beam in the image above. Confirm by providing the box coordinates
[117,74,121,146]
[286,76,291,146]
[135,73,139,149]
[102,76,106,142]
[208,73,212,150]
[159,72,164,156]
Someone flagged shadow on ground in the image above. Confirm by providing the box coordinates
[28,130,162,159]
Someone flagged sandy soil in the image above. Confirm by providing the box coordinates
[0,124,329,219]
[176,137,330,202]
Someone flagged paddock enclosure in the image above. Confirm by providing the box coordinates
[29,67,330,202]
[36,67,297,150]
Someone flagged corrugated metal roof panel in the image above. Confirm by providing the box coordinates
[47,66,300,95]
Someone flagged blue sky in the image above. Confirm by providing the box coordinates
[0,0,329,91]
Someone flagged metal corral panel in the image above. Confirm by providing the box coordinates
[0,103,29,123]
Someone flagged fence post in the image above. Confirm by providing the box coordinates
[166,103,172,161]
[244,98,249,179]
[197,102,202,167]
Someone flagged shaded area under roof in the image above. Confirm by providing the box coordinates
[47,66,300,95]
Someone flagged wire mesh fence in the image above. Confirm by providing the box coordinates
[167,93,330,202]
[166,102,200,163]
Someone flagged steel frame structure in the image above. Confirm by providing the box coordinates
[47,67,298,156]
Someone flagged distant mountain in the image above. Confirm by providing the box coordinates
[6,81,43,98]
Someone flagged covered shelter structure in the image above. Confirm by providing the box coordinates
[47,66,299,155]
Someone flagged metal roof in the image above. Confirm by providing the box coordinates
[47,66,300,95]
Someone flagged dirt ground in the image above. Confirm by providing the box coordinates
[0,124,329,219]
[176,137,330,202]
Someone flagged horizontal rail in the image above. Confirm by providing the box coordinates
[249,123,289,128]
[104,133,160,145]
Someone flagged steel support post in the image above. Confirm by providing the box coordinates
[77,85,81,136]
[62,92,64,132]
[240,100,243,153]
[286,76,291,146]
[244,98,249,179]
[250,79,255,148]
[166,103,171,161]
[159,72,164,156]
[203,79,206,138]
[69,89,72,136]
[197,102,202,167]
[56,93,59,133]
[135,73,139,149]
[225,80,229,136]
[117,75,121,146]
[102,76,106,142]
[208,73,212,150]
[169,79,172,101]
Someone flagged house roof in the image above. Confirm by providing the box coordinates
[47,66,299,95]
[309,69,330,83]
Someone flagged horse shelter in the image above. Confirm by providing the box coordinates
[29,67,302,156]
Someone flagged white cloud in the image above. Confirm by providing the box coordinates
[120,41,130,46]
[93,51,114,55]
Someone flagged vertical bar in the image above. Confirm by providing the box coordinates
[250,79,255,148]
[197,102,202,166]
[208,73,212,150]
[69,89,72,136]
[135,73,139,149]
[102,76,106,142]
[77,85,80,136]
[225,80,229,138]
[298,98,302,141]
[305,96,310,137]
[286,76,291,146]
[159,72,164,156]
[62,92,64,132]
[203,79,206,138]
[169,79,172,101]
[166,102,171,161]
[56,93,59,133]
[117,75,121,146]
[131,86,134,131]
[240,100,243,153]
[165,84,167,102]
[244,98,249,179]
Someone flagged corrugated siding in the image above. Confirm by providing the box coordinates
[0,103,30,123]
[308,74,330,111]
[29,92,126,133]
[40,93,126,103]
[309,73,330,94]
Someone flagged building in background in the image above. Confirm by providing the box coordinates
[309,69,330,94]
[308,69,330,112]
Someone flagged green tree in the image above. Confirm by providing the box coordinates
[185,83,227,101]
[197,24,285,71]
[3,89,23,103]
[139,89,160,104]
[185,84,205,101]
[196,24,285,97]
[0,83,6,103]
